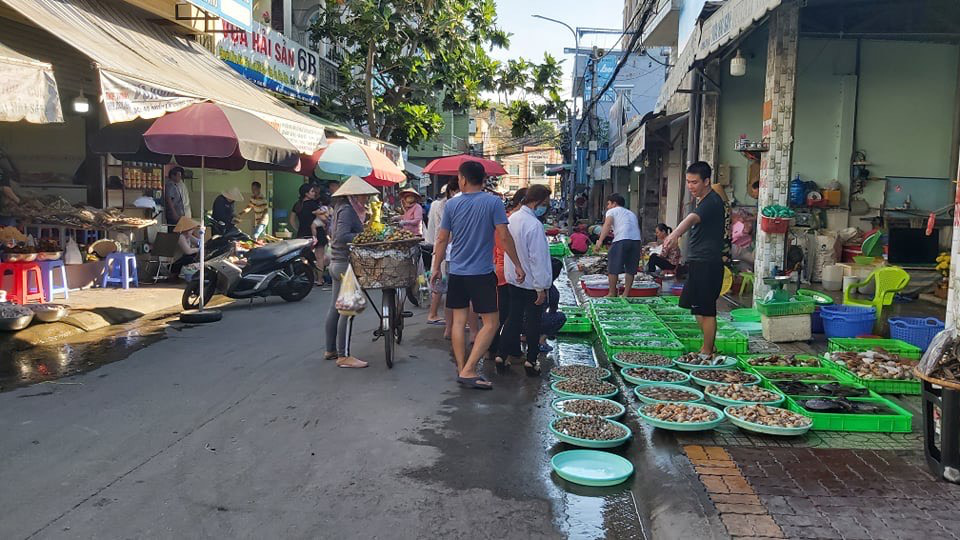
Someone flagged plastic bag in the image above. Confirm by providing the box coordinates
[919,328,958,377]
[64,237,83,265]
[336,264,367,316]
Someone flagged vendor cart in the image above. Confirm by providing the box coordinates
[348,238,421,368]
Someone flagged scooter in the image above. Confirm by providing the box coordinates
[182,226,316,310]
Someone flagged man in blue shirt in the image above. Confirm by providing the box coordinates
[431,161,525,390]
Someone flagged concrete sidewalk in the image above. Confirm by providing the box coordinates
[1,285,184,349]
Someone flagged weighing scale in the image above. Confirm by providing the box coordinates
[763,275,793,303]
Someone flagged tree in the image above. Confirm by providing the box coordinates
[310,0,567,148]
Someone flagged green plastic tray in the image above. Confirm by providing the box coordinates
[660,295,681,304]
[704,386,785,407]
[820,356,921,395]
[634,384,705,405]
[623,297,664,305]
[610,352,677,368]
[783,393,912,432]
[723,405,813,436]
[550,380,619,399]
[620,366,691,386]
[738,363,855,383]
[549,367,612,381]
[671,333,748,355]
[738,354,824,369]
[637,403,726,431]
[560,320,593,334]
[605,338,685,358]
[826,338,922,360]
[551,449,634,487]
[689,369,761,387]
[550,397,625,419]
[549,417,632,448]
[674,355,739,371]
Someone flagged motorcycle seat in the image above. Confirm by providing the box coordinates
[247,239,312,261]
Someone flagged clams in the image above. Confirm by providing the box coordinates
[727,405,812,428]
[553,416,627,440]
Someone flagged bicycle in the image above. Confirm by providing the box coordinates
[349,239,421,369]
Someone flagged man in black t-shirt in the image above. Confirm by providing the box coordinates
[663,161,729,355]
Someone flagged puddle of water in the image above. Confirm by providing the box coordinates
[0,312,174,392]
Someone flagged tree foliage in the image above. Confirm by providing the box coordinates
[310,0,567,148]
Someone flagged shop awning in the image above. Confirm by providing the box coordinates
[2,0,327,154]
[0,41,62,123]
[626,112,688,162]
[404,160,423,177]
[545,164,572,176]
[656,0,781,113]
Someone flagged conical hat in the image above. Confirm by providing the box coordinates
[173,216,201,233]
[222,187,244,201]
[399,188,422,201]
[332,175,379,197]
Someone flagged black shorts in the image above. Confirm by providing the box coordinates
[446,273,498,313]
[607,239,642,275]
[679,260,724,317]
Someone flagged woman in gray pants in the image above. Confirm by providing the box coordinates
[324,176,378,368]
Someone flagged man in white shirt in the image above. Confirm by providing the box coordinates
[595,193,643,297]
[500,184,553,376]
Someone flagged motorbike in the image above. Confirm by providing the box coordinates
[182,225,316,310]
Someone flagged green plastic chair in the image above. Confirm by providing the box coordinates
[738,271,755,296]
[842,266,910,331]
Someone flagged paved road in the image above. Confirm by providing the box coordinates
[0,290,723,539]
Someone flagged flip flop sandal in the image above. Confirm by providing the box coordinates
[427,319,446,326]
[457,376,493,390]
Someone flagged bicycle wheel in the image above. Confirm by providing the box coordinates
[382,288,395,369]
[395,288,404,345]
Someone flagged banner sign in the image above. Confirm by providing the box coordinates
[100,71,202,122]
[0,60,62,123]
[186,0,252,31]
[583,55,619,103]
[218,21,324,106]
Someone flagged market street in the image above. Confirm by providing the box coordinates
[0,290,722,540]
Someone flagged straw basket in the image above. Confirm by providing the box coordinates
[348,238,421,289]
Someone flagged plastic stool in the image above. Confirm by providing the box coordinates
[0,262,46,304]
[37,260,69,302]
[101,252,139,289]
[738,271,755,296]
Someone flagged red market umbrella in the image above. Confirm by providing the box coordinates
[423,153,507,176]
[143,102,300,321]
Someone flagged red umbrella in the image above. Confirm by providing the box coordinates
[423,154,507,176]
[143,102,300,320]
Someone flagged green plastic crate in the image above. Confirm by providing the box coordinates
[737,354,826,370]
[599,320,668,332]
[820,355,921,395]
[559,316,593,334]
[549,243,571,257]
[623,297,664,305]
[783,393,913,433]
[660,295,681,304]
[826,338,922,360]
[755,298,815,317]
[602,329,674,348]
[671,330,748,355]
[652,306,690,315]
[604,336,684,358]
[658,315,697,325]
[741,361,856,384]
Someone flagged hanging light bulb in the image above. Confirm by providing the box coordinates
[730,49,747,77]
[72,87,90,114]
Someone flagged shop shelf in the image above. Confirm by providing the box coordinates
[820,356,921,395]
[755,298,815,317]
[826,338,922,360]
[783,394,913,433]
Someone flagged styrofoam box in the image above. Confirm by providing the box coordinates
[761,314,812,343]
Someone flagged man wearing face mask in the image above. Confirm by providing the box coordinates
[594,193,643,297]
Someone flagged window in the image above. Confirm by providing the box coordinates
[507,164,520,176]
[530,164,545,178]
[508,184,519,191]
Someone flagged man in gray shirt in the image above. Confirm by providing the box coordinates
[164,167,190,230]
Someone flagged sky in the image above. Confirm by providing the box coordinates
[491,1,627,99]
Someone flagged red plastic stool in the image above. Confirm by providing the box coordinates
[0,261,46,304]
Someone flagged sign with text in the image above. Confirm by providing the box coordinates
[218,21,324,105]
[186,0,252,31]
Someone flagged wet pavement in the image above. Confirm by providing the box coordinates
[0,284,723,539]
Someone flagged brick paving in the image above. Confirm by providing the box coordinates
[727,446,960,539]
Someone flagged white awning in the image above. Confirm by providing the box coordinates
[404,160,423,177]
[0,41,62,123]
[609,142,629,168]
[657,0,781,113]
[2,0,327,153]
